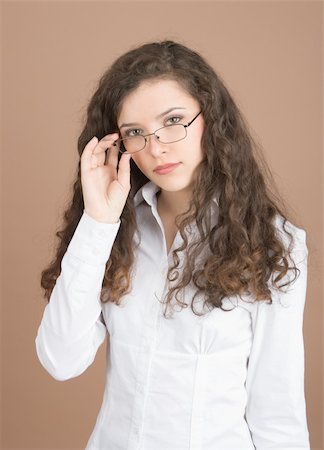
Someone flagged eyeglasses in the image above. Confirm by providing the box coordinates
[113,111,202,154]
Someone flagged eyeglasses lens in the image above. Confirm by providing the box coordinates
[117,124,186,154]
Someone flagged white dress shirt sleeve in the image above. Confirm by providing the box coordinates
[244,226,310,449]
[35,210,121,381]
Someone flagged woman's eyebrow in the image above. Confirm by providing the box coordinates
[119,107,186,129]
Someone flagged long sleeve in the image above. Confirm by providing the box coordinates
[35,211,121,381]
[245,225,310,449]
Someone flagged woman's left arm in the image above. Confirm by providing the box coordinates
[245,225,310,450]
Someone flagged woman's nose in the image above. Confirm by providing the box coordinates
[146,133,167,156]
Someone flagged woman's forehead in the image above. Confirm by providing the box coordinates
[117,79,196,120]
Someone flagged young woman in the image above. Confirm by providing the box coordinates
[36,40,310,449]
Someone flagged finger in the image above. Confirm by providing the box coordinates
[96,135,120,168]
[117,153,132,187]
[83,137,107,170]
[81,136,99,171]
[82,134,118,171]
[106,142,119,167]
[93,134,119,155]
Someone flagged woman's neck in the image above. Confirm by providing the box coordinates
[156,188,192,217]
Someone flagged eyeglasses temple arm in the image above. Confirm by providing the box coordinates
[185,110,202,128]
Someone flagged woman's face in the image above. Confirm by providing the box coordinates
[117,78,205,193]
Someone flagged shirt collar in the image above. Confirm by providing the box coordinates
[133,181,219,208]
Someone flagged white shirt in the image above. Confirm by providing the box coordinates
[35,180,310,450]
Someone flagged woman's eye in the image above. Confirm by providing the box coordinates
[125,128,142,137]
[166,116,182,125]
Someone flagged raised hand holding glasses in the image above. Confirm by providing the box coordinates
[80,133,132,224]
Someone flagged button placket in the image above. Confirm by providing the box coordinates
[127,275,163,450]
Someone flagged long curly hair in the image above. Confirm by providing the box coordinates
[40,39,303,318]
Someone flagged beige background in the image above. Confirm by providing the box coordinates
[1,1,323,449]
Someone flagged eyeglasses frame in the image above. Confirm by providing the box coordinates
[113,110,202,154]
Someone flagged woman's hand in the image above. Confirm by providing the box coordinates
[80,134,132,223]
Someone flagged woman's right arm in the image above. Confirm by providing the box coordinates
[35,134,132,381]
[35,211,121,381]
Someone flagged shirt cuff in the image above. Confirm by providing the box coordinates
[66,210,121,266]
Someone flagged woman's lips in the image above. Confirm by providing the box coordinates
[154,163,181,175]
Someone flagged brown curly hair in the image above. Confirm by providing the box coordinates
[40,39,304,318]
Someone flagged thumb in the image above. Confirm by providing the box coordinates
[117,152,132,188]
